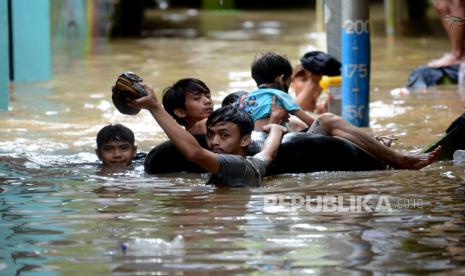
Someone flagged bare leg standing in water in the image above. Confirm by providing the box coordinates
[316,113,442,170]
[429,0,465,67]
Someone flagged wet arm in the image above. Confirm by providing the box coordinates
[254,124,287,163]
[292,109,315,127]
[130,85,220,173]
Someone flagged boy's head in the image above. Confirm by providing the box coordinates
[221,91,249,107]
[96,124,137,168]
[206,105,254,155]
[251,52,293,92]
[162,78,213,127]
[300,51,341,76]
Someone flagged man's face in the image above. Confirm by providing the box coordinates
[178,91,213,126]
[96,140,137,168]
[206,122,250,155]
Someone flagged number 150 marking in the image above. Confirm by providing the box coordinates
[344,105,366,120]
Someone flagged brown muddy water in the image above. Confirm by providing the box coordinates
[1,6,465,275]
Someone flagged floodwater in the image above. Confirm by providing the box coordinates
[1,6,465,275]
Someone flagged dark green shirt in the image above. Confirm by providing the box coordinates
[207,154,268,187]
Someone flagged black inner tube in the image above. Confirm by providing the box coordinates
[144,132,387,175]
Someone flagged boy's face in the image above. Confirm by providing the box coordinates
[176,91,213,126]
[206,122,250,155]
[96,140,137,168]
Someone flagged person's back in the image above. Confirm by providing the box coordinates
[237,87,301,130]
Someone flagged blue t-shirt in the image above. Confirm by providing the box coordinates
[236,88,301,121]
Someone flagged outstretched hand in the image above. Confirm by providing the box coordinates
[127,83,161,111]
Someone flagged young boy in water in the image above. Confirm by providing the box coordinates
[162,78,214,135]
[128,83,287,187]
[95,124,138,168]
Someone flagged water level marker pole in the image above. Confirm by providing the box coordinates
[341,0,370,127]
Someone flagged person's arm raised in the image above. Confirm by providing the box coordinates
[272,91,315,127]
[294,72,322,112]
[292,109,316,127]
[254,124,288,163]
[128,83,220,173]
[269,95,309,131]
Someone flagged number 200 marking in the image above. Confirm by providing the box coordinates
[343,19,369,34]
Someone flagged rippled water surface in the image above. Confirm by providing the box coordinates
[1,6,465,275]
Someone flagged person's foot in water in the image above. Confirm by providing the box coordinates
[393,146,443,170]
[428,53,465,68]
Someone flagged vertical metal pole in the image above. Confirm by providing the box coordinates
[325,0,342,61]
[384,0,396,38]
[316,0,324,32]
[0,0,8,110]
[341,0,370,127]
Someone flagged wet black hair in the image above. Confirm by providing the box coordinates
[221,91,249,107]
[162,78,210,127]
[96,124,135,149]
[206,105,254,137]
[251,52,293,86]
[300,51,341,76]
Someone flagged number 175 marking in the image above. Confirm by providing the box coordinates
[344,64,368,78]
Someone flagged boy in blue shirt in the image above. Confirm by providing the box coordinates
[239,52,442,170]
[237,52,316,131]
